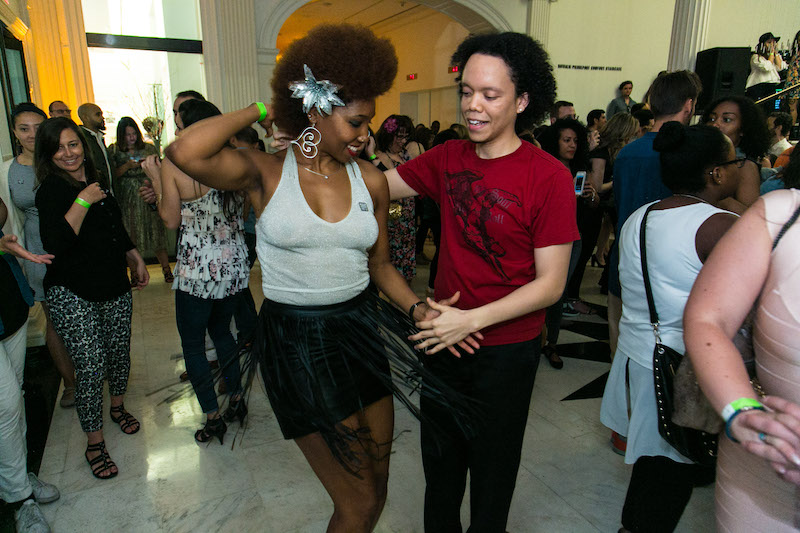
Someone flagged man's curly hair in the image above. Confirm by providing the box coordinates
[451,32,556,133]
[271,23,398,137]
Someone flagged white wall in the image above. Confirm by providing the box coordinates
[546,0,676,120]
[705,0,800,51]
[374,12,469,126]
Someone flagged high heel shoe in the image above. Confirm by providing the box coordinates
[590,253,606,268]
[195,416,227,445]
[222,397,248,424]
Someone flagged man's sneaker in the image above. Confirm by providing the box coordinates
[28,473,59,504]
[14,499,50,533]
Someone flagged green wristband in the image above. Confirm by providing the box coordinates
[255,102,268,122]
[74,197,91,209]
[722,397,764,422]
[369,154,377,161]
[0,250,6,255]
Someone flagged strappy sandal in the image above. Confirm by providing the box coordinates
[85,441,118,480]
[195,417,226,445]
[110,404,140,434]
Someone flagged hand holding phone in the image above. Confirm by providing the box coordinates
[574,171,586,196]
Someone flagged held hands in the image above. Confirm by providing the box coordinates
[0,234,54,264]
[78,183,106,205]
[409,291,485,356]
[731,396,800,486]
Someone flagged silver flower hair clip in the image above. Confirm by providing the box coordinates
[289,64,345,116]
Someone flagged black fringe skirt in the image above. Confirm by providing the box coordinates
[253,286,479,466]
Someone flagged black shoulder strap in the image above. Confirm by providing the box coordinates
[639,203,660,326]
[772,204,800,250]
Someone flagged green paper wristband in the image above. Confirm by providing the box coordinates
[722,397,764,422]
[0,250,6,255]
[255,102,268,122]
[369,154,377,161]
[74,197,91,209]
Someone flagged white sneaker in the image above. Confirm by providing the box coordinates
[14,499,50,533]
[28,473,60,504]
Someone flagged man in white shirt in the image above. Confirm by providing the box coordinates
[767,111,793,160]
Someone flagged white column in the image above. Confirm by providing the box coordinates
[199,0,260,112]
[527,0,551,49]
[667,0,712,71]
[256,47,279,105]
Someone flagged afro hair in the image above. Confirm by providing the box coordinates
[271,23,398,137]
[451,32,556,132]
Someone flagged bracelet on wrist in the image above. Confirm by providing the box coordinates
[255,102,268,122]
[723,398,766,443]
[0,250,6,255]
[721,398,764,422]
[408,301,425,321]
[74,197,91,209]
[368,154,377,161]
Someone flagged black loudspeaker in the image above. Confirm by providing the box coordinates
[694,47,751,113]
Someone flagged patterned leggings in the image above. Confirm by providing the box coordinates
[46,286,132,433]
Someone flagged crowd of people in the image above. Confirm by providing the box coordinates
[1,20,800,533]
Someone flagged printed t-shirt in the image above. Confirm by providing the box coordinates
[396,139,579,346]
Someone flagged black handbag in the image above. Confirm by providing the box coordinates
[639,204,718,466]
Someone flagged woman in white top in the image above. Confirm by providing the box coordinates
[162,24,479,532]
[746,32,787,101]
[600,122,743,533]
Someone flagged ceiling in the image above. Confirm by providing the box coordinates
[276,0,430,52]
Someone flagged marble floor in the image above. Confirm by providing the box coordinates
[32,261,715,533]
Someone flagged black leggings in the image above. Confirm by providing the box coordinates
[621,456,714,532]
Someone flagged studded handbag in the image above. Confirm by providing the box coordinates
[639,203,718,466]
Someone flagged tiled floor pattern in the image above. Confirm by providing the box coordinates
[20,261,716,532]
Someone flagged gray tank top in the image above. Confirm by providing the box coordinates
[256,147,379,305]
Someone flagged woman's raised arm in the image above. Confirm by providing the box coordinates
[165,104,267,191]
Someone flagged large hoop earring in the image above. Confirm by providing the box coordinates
[291,125,322,159]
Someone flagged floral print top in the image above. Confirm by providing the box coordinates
[787,53,800,98]
[174,189,249,299]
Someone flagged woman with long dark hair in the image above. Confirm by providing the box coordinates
[0,103,76,409]
[109,116,171,283]
[141,100,250,445]
[35,118,149,479]
[537,118,596,368]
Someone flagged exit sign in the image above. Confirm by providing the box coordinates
[406,73,417,80]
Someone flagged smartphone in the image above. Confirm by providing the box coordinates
[574,171,586,195]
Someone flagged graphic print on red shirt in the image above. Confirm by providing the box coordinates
[397,139,579,346]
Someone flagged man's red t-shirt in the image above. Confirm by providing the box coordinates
[397,139,579,346]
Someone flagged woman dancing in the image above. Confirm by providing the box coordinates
[164,23,478,532]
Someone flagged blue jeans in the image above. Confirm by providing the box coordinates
[175,290,243,413]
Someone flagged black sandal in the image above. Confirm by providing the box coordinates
[85,441,118,480]
[110,404,140,434]
[195,417,227,445]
